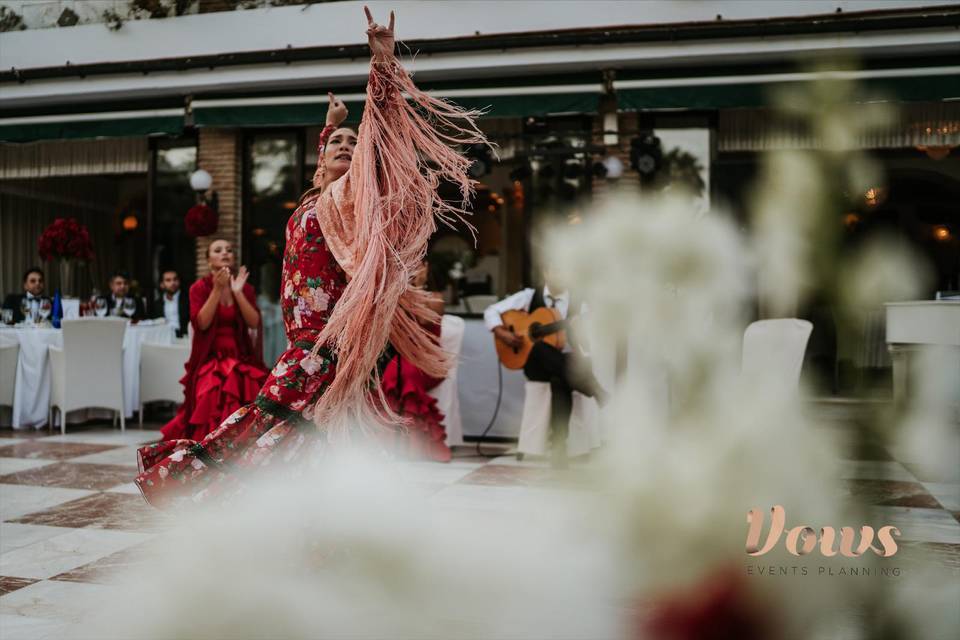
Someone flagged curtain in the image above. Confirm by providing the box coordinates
[718,101,960,152]
[0,178,119,298]
[0,138,148,179]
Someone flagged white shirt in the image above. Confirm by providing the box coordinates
[483,286,585,354]
[482,286,575,330]
[23,292,41,317]
[163,291,181,332]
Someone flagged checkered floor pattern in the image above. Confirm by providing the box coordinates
[0,410,957,639]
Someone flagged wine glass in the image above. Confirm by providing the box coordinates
[122,297,136,319]
[20,298,31,324]
[38,298,52,325]
[2,309,13,325]
[94,298,108,318]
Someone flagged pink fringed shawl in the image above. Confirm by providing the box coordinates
[305,58,487,430]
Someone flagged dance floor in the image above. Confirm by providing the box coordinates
[0,409,958,639]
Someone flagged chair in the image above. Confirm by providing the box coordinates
[48,318,127,434]
[139,342,189,427]
[741,319,814,388]
[516,382,602,458]
[428,314,466,447]
[0,340,19,408]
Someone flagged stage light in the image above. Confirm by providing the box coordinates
[630,133,662,180]
[509,165,532,181]
[122,214,138,231]
[563,160,583,180]
[465,143,493,178]
[933,225,951,242]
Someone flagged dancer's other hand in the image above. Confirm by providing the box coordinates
[230,266,249,294]
[364,5,395,61]
[326,92,348,127]
[212,266,231,291]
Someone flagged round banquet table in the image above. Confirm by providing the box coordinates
[0,320,176,429]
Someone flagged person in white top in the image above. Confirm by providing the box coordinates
[151,269,190,338]
[484,267,606,463]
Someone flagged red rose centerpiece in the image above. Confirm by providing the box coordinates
[38,217,95,298]
[38,217,95,262]
[185,204,218,238]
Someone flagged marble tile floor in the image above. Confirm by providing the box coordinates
[0,421,957,640]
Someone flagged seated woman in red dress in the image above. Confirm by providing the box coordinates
[382,259,450,462]
[160,238,268,442]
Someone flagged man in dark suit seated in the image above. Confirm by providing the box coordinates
[2,267,47,324]
[151,269,190,338]
[98,270,146,320]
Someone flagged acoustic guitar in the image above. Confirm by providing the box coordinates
[494,307,567,370]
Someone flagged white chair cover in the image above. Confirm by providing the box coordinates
[516,381,602,457]
[741,318,814,388]
[48,318,127,434]
[139,342,190,427]
[0,341,19,407]
[428,314,466,447]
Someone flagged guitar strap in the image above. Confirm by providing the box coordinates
[529,286,546,312]
[529,286,579,320]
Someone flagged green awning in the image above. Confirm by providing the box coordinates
[193,91,601,127]
[0,112,184,143]
[617,72,960,111]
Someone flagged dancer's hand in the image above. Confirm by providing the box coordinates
[326,92,348,127]
[364,6,395,61]
[212,267,231,291]
[230,266,249,294]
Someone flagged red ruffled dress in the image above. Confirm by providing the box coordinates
[382,322,451,462]
[160,304,267,440]
[160,297,268,443]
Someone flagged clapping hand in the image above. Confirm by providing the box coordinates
[230,265,250,294]
[364,6,395,61]
[212,266,231,290]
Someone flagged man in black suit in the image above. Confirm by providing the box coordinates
[151,269,190,338]
[99,270,146,320]
[2,267,47,323]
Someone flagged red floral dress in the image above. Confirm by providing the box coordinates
[135,158,350,508]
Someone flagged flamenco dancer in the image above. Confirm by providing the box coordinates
[136,6,486,507]
[159,239,268,443]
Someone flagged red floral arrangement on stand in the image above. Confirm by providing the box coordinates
[185,204,219,238]
[38,217,95,262]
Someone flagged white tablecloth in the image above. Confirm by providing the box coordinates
[0,321,175,429]
[456,318,526,438]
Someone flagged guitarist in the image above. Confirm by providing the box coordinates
[483,268,607,464]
